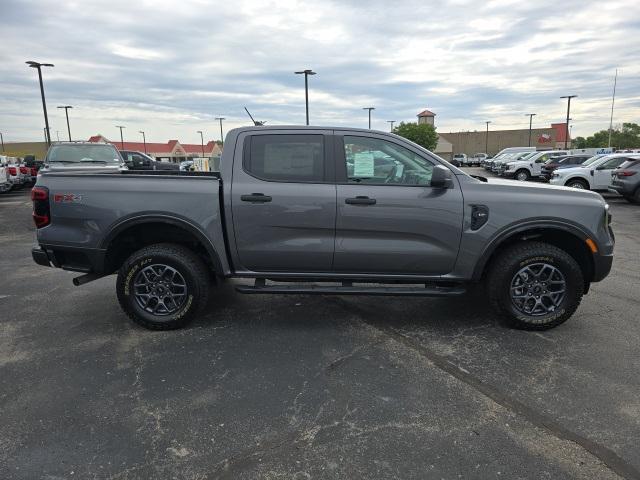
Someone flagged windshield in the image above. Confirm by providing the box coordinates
[47,144,121,163]
[581,154,607,167]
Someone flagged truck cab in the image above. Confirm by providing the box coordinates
[502,150,569,181]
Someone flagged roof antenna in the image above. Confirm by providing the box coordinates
[244,107,265,126]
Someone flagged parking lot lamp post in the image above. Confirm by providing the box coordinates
[485,121,491,154]
[363,107,375,129]
[560,95,577,149]
[294,69,316,125]
[139,131,146,154]
[387,120,395,132]
[525,113,536,147]
[115,125,125,150]
[215,117,225,146]
[26,61,54,145]
[197,131,205,157]
[0,132,4,152]
[57,105,73,141]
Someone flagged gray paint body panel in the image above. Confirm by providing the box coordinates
[35,126,614,284]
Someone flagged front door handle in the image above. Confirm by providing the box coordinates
[241,193,272,203]
[345,196,376,205]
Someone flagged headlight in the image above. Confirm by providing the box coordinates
[551,172,559,178]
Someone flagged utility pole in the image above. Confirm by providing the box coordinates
[485,121,491,154]
[26,61,54,145]
[57,105,73,141]
[215,117,225,146]
[387,120,395,132]
[139,131,147,153]
[560,95,577,149]
[0,132,4,152]
[608,69,618,148]
[115,125,125,150]
[197,130,205,157]
[363,107,375,129]
[294,69,316,125]
[525,113,536,147]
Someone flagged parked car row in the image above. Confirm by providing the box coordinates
[451,152,488,167]
[0,155,41,192]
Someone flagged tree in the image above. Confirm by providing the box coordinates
[576,123,640,149]
[392,121,438,151]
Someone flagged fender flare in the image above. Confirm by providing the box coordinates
[471,219,593,281]
[100,213,224,274]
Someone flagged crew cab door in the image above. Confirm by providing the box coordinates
[592,156,629,189]
[333,132,463,275]
[531,152,551,176]
[230,130,336,272]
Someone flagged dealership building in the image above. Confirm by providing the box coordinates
[416,110,570,160]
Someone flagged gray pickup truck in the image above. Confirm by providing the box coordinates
[31,126,614,331]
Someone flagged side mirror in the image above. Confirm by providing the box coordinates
[431,164,454,188]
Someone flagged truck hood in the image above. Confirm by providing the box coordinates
[482,176,602,200]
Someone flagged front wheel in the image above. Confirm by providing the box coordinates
[486,241,584,330]
[566,178,589,189]
[116,243,210,330]
[515,169,530,181]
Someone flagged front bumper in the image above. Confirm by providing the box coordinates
[609,181,634,195]
[592,251,613,282]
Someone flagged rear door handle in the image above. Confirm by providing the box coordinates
[345,196,376,205]
[241,193,272,203]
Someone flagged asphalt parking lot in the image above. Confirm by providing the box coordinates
[1,175,639,480]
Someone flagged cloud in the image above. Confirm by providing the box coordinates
[0,0,638,144]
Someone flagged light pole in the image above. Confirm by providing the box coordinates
[57,105,73,141]
[525,113,536,147]
[139,131,146,154]
[560,95,577,149]
[0,132,4,152]
[485,121,491,154]
[26,61,54,145]
[294,69,316,125]
[115,125,125,150]
[363,107,375,129]
[215,117,225,146]
[387,120,395,132]
[608,69,618,148]
[197,130,205,157]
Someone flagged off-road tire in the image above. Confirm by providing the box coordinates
[116,243,210,330]
[486,241,584,330]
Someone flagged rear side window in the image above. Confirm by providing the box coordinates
[245,135,325,182]
[618,160,639,169]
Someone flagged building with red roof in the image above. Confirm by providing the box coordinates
[87,135,222,163]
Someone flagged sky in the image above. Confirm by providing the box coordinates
[1,0,639,144]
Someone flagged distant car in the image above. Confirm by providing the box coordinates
[40,142,126,173]
[550,153,639,190]
[120,150,179,171]
[492,151,537,175]
[501,150,570,180]
[2,157,26,188]
[452,153,468,166]
[472,153,488,166]
[610,158,640,203]
[540,155,592,180]
[0,157,12,193]
[180,160,194,171]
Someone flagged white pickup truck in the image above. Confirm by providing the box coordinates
[501,150,569,181]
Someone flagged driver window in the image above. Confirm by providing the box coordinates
[343,136,434,186]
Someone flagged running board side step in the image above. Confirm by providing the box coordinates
[235,280,466,297]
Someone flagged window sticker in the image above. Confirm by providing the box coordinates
[353,152,375,177]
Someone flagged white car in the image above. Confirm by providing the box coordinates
[0,157,12,193]
[502,150,570,181]
[549,153,640,190]
[492,151,536,174]
[3,157,26,188]
[472,153,488,166]
[452,153,468,166]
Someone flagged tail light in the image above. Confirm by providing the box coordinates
[20,166,29,174]
[616,170,637,177]
[8,166,17,176]
[31,186,50,228]
[30,167,38,176]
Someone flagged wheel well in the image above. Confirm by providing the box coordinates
[104,222,220,275]
[481,227,594,286]
[564,177,588,187]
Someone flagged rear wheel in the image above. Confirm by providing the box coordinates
[515,169,530,181]
[486,241,584,330]
[116,243,210,330]
[566,178,589,189]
